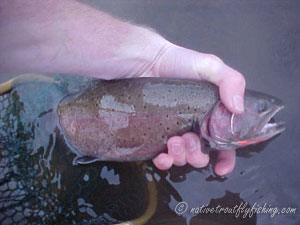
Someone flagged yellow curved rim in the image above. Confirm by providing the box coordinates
[0,79,13,94]
[115,163,157,225]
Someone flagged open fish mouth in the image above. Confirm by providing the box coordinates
[257,104,285,136]
[236,104,286,147]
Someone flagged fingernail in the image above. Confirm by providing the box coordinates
[233,95,244,112]
[171,143,183,155]
[187,139,198,152]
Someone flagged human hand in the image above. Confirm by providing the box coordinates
[146,44,245,176]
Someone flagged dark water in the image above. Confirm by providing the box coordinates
[1,1,300,225]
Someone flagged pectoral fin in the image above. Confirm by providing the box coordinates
[73,155,101,165]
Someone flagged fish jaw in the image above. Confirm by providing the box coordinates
[235,103,285,147]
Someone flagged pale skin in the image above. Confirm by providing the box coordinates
[0,0,245,176]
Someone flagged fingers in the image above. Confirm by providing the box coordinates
[152,153,173,170]
[182,133,209,168]
[152,133,236,176]
[218,70,245,114]
[152,133,210,170]
[214,150,236,176]
[195,52,246,114]
[167,136,187,166]
[156,45,246,114]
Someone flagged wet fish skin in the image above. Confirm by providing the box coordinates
[58,78,219,162]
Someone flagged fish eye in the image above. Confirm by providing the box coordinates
[257,100,268,113]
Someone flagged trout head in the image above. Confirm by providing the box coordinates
[200,90,285,150]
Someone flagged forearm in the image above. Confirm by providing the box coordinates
[0,0,169,78]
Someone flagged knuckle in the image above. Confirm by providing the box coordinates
[225,70,246,87]
[174,160,187,167]
[205,54,223,63]
[198,157,209,168]
[188,156,209,168]
[182,132,198,140]
[232,70,244,80]
[168,136,182,144]
[233,73,246,87]
[239,74,246,86]
[202,156,210,166]
[197,54,224,78]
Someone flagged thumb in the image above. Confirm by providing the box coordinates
[155,45,245,114]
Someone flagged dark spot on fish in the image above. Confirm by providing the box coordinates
[176,121,180,125]
[162,135,164,139]
[167,127,169,130]
[160,123,162,126]
[144,106,147,109]
[187,106,190,110]
[166,115,169,118]
[128,96,131,100]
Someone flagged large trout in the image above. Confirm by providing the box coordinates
[57,77,285,164]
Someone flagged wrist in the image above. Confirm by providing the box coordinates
[112,26,172,78]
